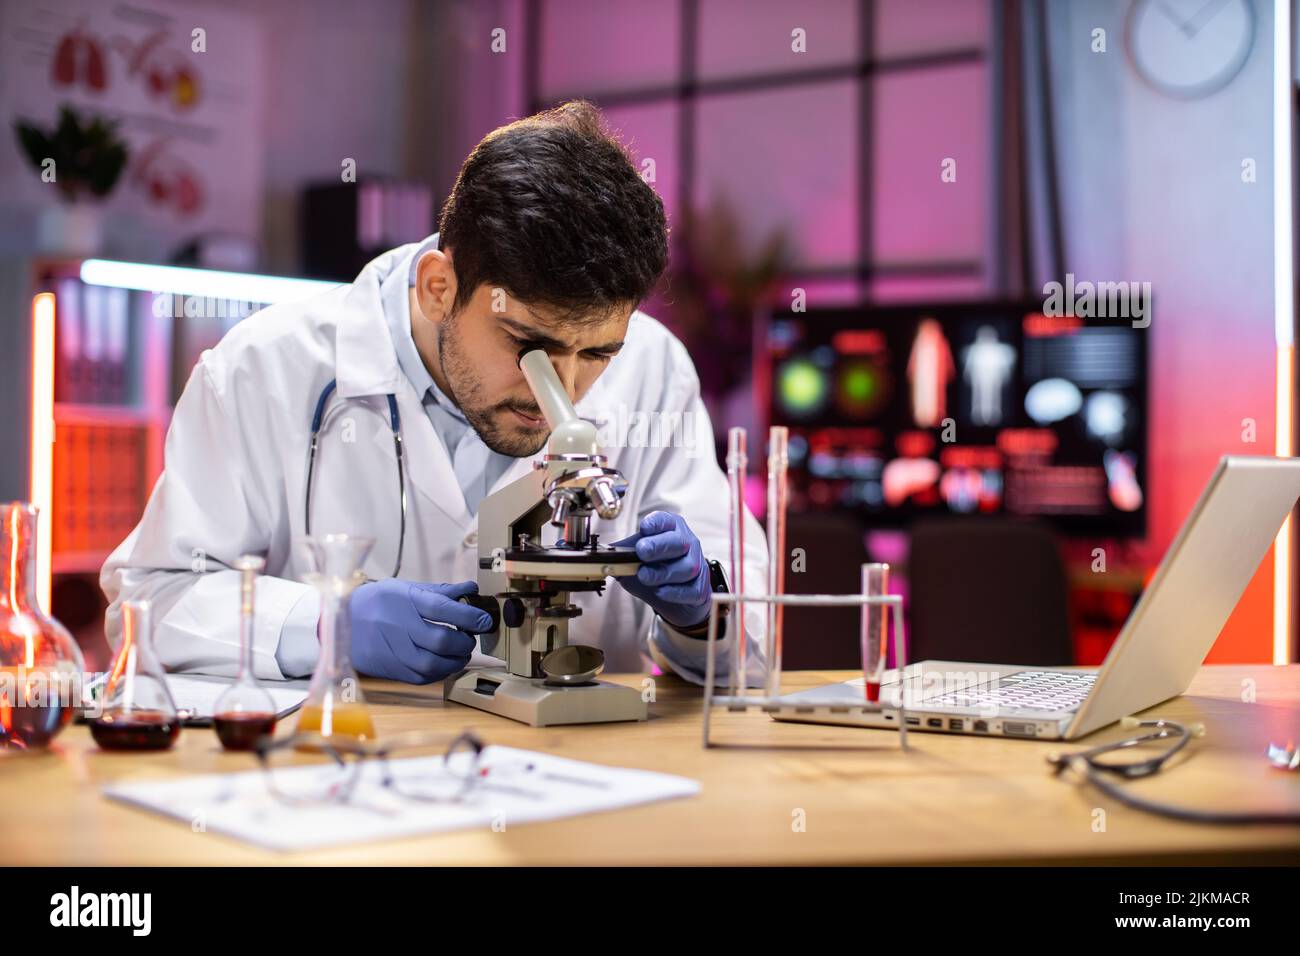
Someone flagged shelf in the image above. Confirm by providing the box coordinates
[52,550,110,575]
[54,403,171,427]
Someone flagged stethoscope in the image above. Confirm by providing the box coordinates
[304,379,407,577]
[1047,718,1300,825]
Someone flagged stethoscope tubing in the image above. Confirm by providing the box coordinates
[304,379,407,578]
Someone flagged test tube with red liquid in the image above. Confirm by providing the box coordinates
[860,563,890,702]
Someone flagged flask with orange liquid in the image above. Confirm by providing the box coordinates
[295,534,376,747]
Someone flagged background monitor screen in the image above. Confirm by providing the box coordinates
[767,302,1148,537]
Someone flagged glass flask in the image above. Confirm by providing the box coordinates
[0,501,84,750]
[295,534,376,747]
[91,599,181,751]
[213,555,278,751]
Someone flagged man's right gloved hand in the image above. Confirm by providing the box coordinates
[349,579,494,684]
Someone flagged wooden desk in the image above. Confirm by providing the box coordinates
[3,665,1298,865]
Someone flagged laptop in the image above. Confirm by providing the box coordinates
[776,455,1300,740]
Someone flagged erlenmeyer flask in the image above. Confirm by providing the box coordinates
[213,555,278,750]
[0,502,84,750]
[91,600,180,751]
[295,534,376,746]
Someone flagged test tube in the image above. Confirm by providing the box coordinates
[725,427,747,698]
[765,427,788,699]
[860,563,890,702]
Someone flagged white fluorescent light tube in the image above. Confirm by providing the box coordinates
[79,260,339,305]
[30,293,55,614]
[1273,0,1295,664]
[1274,0,1295,348]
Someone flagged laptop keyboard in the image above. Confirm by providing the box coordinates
[922,670,1096,714]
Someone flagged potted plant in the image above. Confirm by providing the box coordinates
[14,105,129,255]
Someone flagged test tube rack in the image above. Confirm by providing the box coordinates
[700,591,910,750]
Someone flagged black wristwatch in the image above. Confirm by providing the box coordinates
[673,559,730,640]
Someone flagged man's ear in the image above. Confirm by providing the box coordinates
[412,248,457,324]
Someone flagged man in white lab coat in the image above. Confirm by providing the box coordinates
[101,101,768,687]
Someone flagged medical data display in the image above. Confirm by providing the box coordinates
[767,303,1148,536]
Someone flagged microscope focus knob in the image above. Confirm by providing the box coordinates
[457,593,501,633]
[502,596,526,629]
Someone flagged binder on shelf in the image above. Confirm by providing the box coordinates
[55,278,83,404]
[51,420,152,562]
[104,286,130,405]
[303,178,434,280]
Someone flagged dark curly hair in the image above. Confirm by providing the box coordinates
[437,100,668,323]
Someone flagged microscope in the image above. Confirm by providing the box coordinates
[443,349,649,726]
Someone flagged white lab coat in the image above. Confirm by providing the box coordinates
[101,242,769,686]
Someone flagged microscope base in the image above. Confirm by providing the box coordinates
[443,667,648,727]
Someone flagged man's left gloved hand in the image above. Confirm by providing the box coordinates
[613,511,711,630]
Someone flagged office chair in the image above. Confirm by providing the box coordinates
[908,517,1073,666]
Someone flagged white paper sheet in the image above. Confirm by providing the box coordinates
[164,674,310,722]
[102,745,700,852]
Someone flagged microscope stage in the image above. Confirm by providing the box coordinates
[502,544,640,581]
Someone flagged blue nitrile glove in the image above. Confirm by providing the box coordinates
[613,511,711,630]
[349,579,494,684]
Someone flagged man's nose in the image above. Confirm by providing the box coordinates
[550,353,579,402]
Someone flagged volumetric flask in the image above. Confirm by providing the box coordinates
[213,555,279,750]
[295,534,376,747]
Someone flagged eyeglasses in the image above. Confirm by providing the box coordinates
[252,730,487,808]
